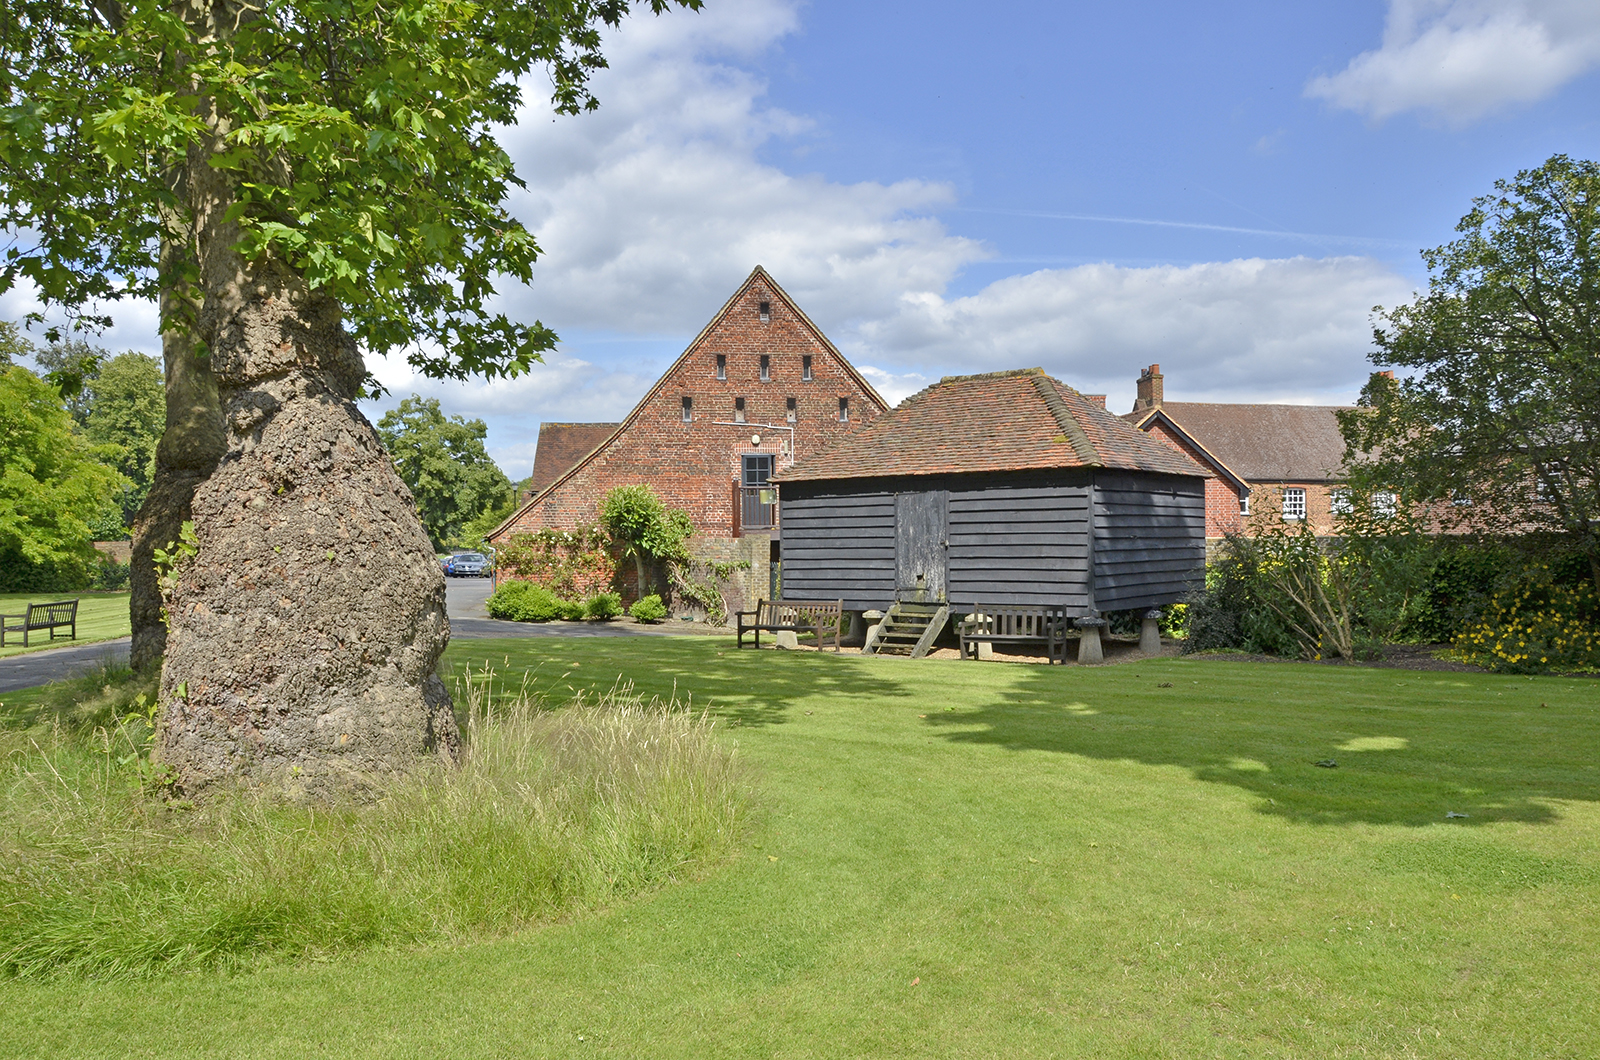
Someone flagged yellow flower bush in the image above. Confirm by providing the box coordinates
[1450,570,1599,674]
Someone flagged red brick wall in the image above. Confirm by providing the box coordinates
[491,273,887,543]
[1245,483,1343,537]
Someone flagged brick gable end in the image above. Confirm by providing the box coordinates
[492,270,888,541]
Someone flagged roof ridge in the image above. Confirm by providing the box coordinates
[1031,375,1099,465]
[938,367,1045,385]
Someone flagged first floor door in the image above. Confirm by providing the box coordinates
[895,490,948,600]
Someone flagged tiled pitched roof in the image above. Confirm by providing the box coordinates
[526,423,619,496]
[1127,402,1350,483]
[777,369,1207,482]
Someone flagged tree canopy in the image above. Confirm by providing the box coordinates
[83,351,165,524]
[0,321,30,368]
[1341,154,1600,584]
[377,395,512,551]
[599,484,693,597]
[1,0,698,383]
[0,365,124,579]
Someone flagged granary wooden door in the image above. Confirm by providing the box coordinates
[895,490,948,600]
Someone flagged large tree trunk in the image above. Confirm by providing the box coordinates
[157,42,457,794]
[129,238,225,672]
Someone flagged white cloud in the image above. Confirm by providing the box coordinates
[2,0,1424,476]
[495,0,986,334]
[1306,0,1600,124]
[846,257,1415,413]
[362,350,658,476]
[0,282,161,363]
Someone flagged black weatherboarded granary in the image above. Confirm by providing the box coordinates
[773,368,1211,616]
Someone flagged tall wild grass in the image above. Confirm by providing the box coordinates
[0,664,751,980]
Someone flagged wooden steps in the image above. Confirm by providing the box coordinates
[864,601,949,659]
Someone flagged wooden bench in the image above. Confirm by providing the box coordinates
[0,599,80,648]
[957,605,1068,664]
[735,599,843,652]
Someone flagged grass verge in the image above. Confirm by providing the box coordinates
[0,666,750,980]
[1,639,1597,1057]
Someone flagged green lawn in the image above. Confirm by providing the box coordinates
[4,639,1599,1058]
[0,592,129,659]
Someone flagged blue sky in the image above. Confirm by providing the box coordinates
[11,0,1600,479]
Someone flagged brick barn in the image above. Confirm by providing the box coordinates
[488,266,889,610]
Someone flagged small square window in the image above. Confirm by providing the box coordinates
[1451,489,1472,506]
[838,396,849,423]
[801,355,813,381]
[1331,488,1352,515]
[1282,487,1306,521]
[759,301,771,323]
[734,397,746,424]
[681,396,693,423]
[760,354,770,382]
[1374,490,1397,518]
[715,354,726,381]
[1238,494,1250,517]
[786,397,796,423]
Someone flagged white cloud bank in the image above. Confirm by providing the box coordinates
[4,0,1419,476]
[497,0,984,334]
[846,256,1414,412]
[1306,0,1600,124]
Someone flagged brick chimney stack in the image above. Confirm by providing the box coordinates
[1133,364,1163,412]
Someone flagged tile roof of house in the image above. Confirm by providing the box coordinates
[526,422,619,496]
[776,369,1208,483]
[1126,402,1351,483]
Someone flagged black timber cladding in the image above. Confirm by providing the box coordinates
[1092,472,1206,612]
[779,487,896,610]
[947,476,1091,610]
[781,469,1203,614]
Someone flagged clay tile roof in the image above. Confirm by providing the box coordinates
[777,368,1208,483]
[1135,402,1351,483]
[527,422,619,495]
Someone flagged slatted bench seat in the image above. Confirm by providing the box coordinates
[957,605,1068,665]
[0,599,80,648]
[735,599,843,652]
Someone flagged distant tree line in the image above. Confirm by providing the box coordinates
[1,324,165,591]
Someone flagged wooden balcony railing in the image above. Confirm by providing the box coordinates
[738,485,777,532]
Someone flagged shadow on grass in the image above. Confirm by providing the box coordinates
[921,659,1600,828]
[442,637,912,729]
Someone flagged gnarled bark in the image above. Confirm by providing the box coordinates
[157,20,456,793]
[157,255,458,793]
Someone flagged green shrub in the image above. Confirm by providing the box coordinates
[1182,548,1301,657]
[584,592,622,620]
[485,580,565,622]
[629,594,667,623]
[1450,570,1600,673]
[0,673,751,980]
[559,599,586,621]
[90,554,130,591]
